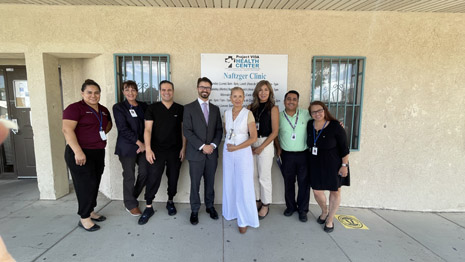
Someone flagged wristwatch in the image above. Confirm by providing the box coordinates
[341,163,349,167]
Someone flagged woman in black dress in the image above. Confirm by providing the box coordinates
[307,101,349,233]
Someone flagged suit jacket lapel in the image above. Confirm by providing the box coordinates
[207,103,215,126]
[124,100,140,133]
[195,100,208,126]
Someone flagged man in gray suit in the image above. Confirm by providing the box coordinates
[183,77,223,225]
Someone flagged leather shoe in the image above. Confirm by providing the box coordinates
[317,215,328,224]
[78,221,100,232]
[256,200,263,211]
[190,212,199,225]
[138,207,154,225]
[283,208,295,217]
[91,215,106,222]
[206,207,219,220]
[299,212,308,222]
[126,207,142,217]
[238,226,247,234]
[258,204,269,220]
[324,223,334,233]
[166,201,177,216]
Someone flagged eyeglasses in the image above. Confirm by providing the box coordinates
[198,86,212,90]
[310,109,324,115]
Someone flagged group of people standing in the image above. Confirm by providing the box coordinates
[62,77,350,235]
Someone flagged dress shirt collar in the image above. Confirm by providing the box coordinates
[197,98,209,106]
[283,108,300,118]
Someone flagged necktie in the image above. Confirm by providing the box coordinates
[201,102,209,125]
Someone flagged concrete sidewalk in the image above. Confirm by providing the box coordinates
[0,179,464,262]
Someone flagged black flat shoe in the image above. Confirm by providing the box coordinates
[91,215,106,222]
[324,223,334,233]
[78,221,100,232]
[138,207,154,225]
[317,215,328,224]
[256,200,263,211]
[258,204,270,220]
[206,207,219,220]
[190,212,199,225]
[299,212,308,223]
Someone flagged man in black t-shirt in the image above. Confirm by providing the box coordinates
[138,80,186,225]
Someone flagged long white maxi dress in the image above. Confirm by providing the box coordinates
[222,108,259,228]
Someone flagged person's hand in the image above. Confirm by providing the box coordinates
[75,150,86,166]
[339,121,345,128]
[146,149,156,164]
[0,122,9,144]
[136,142,145,154]
[276,147,282,157]
[226,144,237,152]
[252,146,264,155]
[202,144,214,154]
[179,149,186,161]
[338,166,348,177]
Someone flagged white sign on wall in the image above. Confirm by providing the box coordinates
[201,53,288,115]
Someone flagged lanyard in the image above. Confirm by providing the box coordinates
[283,110,299,131]
[313,120,328,146]
[255,105,266,122]
[88,105,103,131]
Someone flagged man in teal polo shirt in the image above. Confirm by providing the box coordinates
[275,90,311,222]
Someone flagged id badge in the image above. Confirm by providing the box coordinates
[291,132,296,140]
[99,130,107,141]
[312,147,318,155]
[256,122,260,130]
[129,109,138,117]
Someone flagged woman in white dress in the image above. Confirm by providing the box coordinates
[223,87,259,234]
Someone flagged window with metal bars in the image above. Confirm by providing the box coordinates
[114,54,170,103]
[311,56,365,151]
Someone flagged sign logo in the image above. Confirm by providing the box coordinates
[335,214,369,230]
[224,55,260,69]
[225,56,235,68]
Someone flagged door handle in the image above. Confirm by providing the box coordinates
[11,119,18,134]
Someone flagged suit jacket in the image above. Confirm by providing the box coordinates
[113,100,148,157]
[183,99,223,161]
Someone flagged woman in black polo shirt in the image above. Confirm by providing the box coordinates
[62,79,112,232]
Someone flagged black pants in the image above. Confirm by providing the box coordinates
[145,150,182,205]
[118,154,149,210]
[281,150,310,214]
[189,158,217,212]
[65,145,105,219]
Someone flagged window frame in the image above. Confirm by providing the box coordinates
[311,56,366,151]
[113,53,171,103]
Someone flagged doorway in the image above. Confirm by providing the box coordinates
[0,66,36,178]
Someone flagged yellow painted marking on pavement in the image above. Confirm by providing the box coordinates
[335,214,369,230]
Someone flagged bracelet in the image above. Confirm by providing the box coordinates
[341,163,349,167]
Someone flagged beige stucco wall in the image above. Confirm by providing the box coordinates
[0,59,25,65]
[0,5,464,211]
